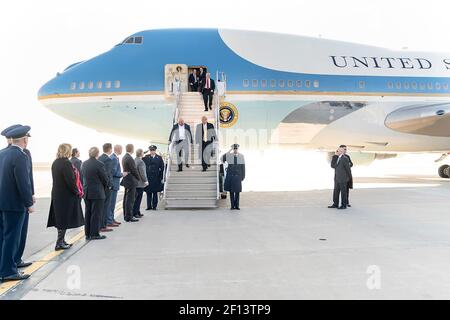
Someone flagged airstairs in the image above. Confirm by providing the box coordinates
[163,74,225,209]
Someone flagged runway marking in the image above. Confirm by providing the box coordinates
[0,200,123,297]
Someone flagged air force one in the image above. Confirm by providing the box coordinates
[38,28,450,177]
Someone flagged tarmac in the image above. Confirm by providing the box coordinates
[3,174,450,299]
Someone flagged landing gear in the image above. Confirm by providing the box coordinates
[438,164,450,178]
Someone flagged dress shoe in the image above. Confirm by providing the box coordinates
[338,206,347,210]
[126,218,139,222]
[209,106,212,110]
[100,228,114,232]
[89,235,107,240]
[186,164,190,168]
[17,261,32,268]
[328,205,338,208]
[134,214,144,218]
[204,109,208,112]
[107,223,119,228]
[347,204,352,207]
[1,273,30,282]
[177,169,183,172]
[230,207,235,210]
[152,208,157,211]
[55,243,72,251]
[202,168,207,172]
[146,207,152,211]
[114,220,122,225]
[235,207,241,210]
[63,241,73,247]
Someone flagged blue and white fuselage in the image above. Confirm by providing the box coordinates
[38,28,450,153]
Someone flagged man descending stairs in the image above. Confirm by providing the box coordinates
[165,92,219,209]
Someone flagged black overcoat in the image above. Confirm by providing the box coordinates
[143,154,165,192]
[222,153,245,193]
[47,158,84,229]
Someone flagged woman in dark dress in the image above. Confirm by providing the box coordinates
[47,143,85,250]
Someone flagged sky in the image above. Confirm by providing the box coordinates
[0,0,448,184]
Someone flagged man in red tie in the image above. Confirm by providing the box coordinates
[201,73,216,111]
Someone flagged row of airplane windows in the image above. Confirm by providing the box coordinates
[242,79,449,91]
[243,79,320,88]
[70,81,121,90]
[386,81,449,90]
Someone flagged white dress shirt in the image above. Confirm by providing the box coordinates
[178,124,186,140]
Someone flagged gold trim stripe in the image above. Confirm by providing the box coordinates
[38,90,450,100]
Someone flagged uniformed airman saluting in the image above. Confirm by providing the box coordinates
[222,144,246,210]
[0,125,34,283]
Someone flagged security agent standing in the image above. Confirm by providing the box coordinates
[328,146,352,210]
[81,147,109,240]
[143,145,165,210]
[341,145,353,207]
[195,116,216,172]
[222,144,245,210]
[1,125,34,270]
[0,125,34,282]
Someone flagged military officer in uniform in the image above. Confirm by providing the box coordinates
[222,144,245,210]
[0,125,34,282]
[1,125,34,269]
[143,145,165,210]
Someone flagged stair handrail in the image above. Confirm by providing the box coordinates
[163,80,181,200]
[215,71,224,200]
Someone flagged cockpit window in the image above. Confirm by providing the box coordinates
[119,36,144,45]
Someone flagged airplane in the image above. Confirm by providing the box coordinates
[38,28,450,178]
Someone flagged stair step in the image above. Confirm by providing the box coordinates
[165,199,218,209]
[168,176,217,183]
[166,190,217,197]
[166,183,216,190]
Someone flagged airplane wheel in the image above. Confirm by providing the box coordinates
[438,164,450,178]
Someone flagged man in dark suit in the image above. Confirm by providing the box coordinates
[198,67,206,93]
[0,125,34,282]
[195,116,217,171]
[109,145,127,227]
[1,125,34,270]
[201,73,216,111]
[98,143,114,232]
[328,146,352,210]
[143,145,165,210]
[341,145,354,207]
[81,147,108,240]
[168,118,193,172]
[188,69,198,92]
[121,144,140,222]
[70,148,82,173]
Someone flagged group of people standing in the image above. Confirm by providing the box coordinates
[54,143,165,243]
[188,68,216,111]
[0,123,167,283]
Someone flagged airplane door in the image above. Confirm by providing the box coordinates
[164,64,188,97]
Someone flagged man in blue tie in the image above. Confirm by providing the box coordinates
[108,145,127,227]
[0,125,34,282]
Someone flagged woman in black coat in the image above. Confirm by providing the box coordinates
[47,143,85,250]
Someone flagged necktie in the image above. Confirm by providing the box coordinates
[234,155,238,165]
